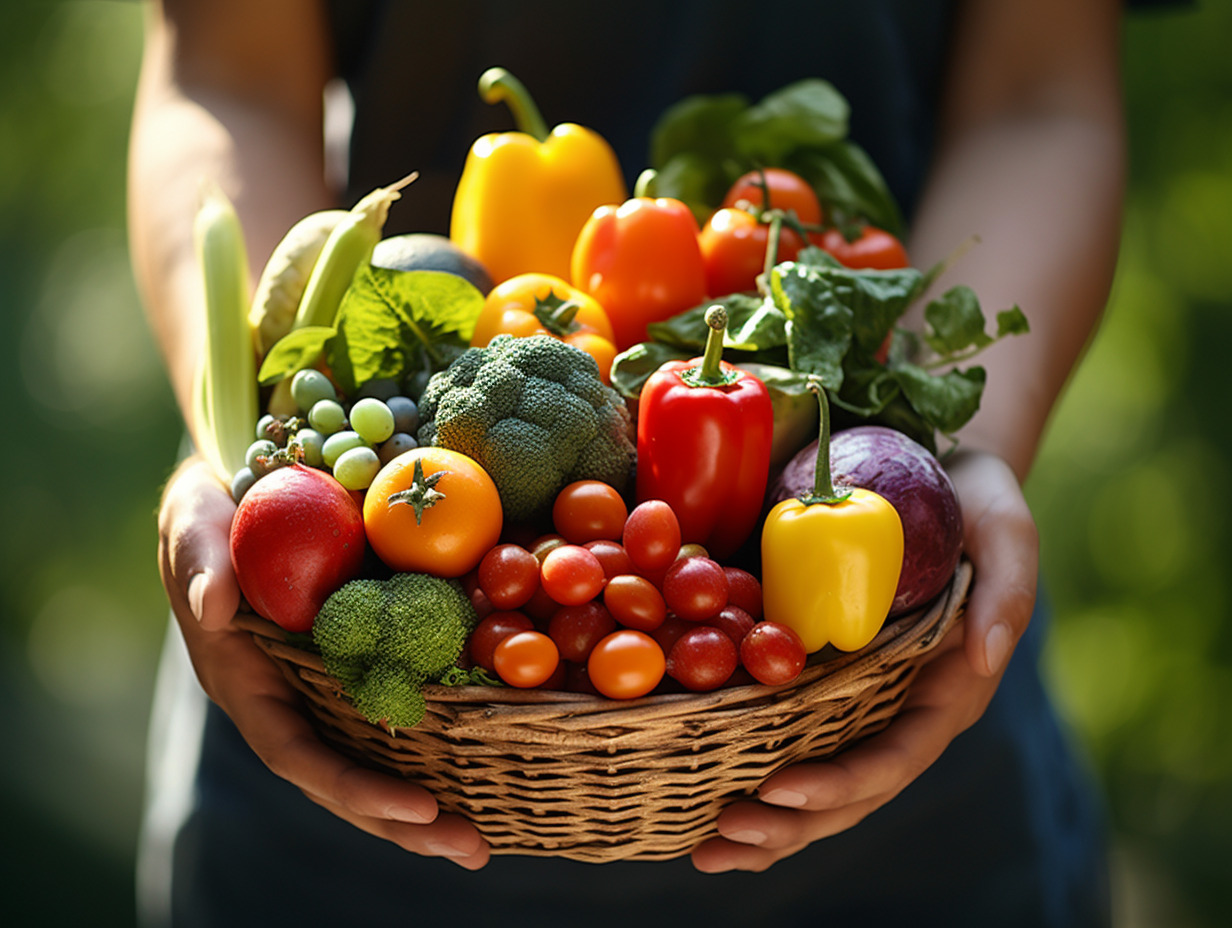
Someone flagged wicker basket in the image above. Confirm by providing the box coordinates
[235,558,971,863]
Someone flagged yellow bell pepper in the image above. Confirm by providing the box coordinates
[450,68,627,286]
[761,381,903,652]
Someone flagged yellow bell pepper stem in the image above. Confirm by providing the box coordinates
[450,69,627,286]
[478,68,549,141]
[760,380,904,652]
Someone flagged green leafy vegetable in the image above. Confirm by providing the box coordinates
[258,268,484,396]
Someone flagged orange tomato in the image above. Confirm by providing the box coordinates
[470,272,618,383]
[363,447,503,577]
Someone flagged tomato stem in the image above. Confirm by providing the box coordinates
[386,458,449,524]
[763,212,784,284]
[478,68,549,142]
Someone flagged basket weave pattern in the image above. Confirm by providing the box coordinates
[236,559,971,863]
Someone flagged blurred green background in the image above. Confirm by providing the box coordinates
[1,2,1228,924]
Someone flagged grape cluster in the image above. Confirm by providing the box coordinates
[230,369,421,502]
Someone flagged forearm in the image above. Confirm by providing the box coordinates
[128,0,333,423]
[906,0,1125,482]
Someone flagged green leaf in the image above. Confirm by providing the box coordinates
[771,263,852,389]
[329,267,483,394]
[789,140,903,235]
[609,341,691,399]
[733,80,849,163]
[649,93,748,168]
[652,152,732,223]
[645,293,784,353]
[996,305,1030,338]
[828,266,923,357]
[833,362,900,418]
[892,363,987,435]
[923,285,992,356]
[257,326,335,386]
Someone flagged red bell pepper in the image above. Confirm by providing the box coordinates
[635,306,773,559]
[570,194,707,350]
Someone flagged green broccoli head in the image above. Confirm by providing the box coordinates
[416,334,636,523]
[313,572,478,731]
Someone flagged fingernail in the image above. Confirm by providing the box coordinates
[761,788,807,808]
[725,829,767,846]
[385,804,430,824]
[984,622,1011,675]
[426,840,474,858]
[187,572,207,623]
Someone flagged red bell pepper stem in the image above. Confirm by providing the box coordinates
[478,68,549,142]
[682,306,740,388]
[803,378,852,507]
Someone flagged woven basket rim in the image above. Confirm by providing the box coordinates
[234,558,972,726]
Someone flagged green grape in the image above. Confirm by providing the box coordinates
[245,439,278,476]
[322,430,366,469]
[290,428,325,468]
[333,446,381,491]
[230,467,258,503]
[291,369,337,411]
[349,397,395,444]
[308,398,346,434]
[386,395,419,435]
[377,433,417,465]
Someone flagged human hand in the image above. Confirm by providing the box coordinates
[691,449,1038,872]
[157,457,491,868]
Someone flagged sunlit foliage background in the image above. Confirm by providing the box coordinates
[1,2,1227,925]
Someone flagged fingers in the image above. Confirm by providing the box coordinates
[159,457,241,631]
[307,793,490,869]
[945,451,1039,677]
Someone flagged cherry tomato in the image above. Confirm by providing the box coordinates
[698,207,806,297]
[623,500,681,574]
[565,661,602,696]
[723,567,763,620]
[364,448,502,577]
[708,604,756,647]
[540,658,569,691]
[603,574,667,632]
[662,556,729,621]
[461,569,494,620]
[812,226,910,270]
[540,544,606,605]
[522,583,563,623]
[648,614,694,656]
[477,544,540,610]
[587,630,666,699]
[552,480,628,544]
[666,626,739,692]
[469,611,535,671]
[677,543,709,561]
[584,539,635,580]
[548,601,617,663]
[528,533,568,563]
[722,168,823,225]
[493,630,560,688]
[740,622,807,685]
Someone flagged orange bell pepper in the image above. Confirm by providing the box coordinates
[471,273,618,383]
[570,194,708,351]
[450,69,627,286]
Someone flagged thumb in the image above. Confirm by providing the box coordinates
[160,458,242,632]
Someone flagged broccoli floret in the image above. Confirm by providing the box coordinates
[313,572,478,731]
[416,334,636,522]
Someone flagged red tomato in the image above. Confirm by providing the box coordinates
[587,630,666,699]
[603,574,667,632]
[708,604,756,647]
[648,614,694,656]
[722,567,763,621]
[493,630,560,688]
[468,611,535,671]
[477,544,540,610]
[552,480,628,544]
[698,207,806,297]
[661,556,729,622]
[812,226,910,270]
[666,626,739,692]
[548,601,617,663]
[540,545,606,605]
[230,465,366,633]
[740,622,807,685]
[583,539,635,580]
[622,500,681,574]
[722,168,823,225]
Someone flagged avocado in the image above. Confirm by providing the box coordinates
[371,234,494,295]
